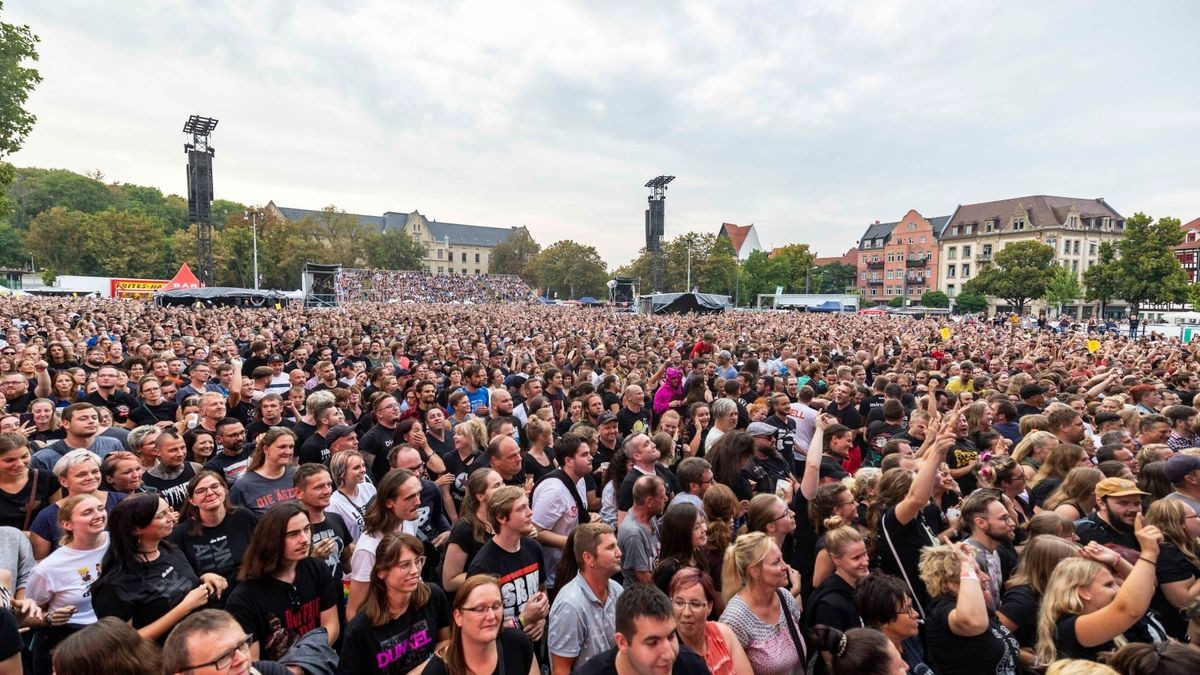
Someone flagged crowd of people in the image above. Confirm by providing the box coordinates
[334,269,536,305]
[1,294,1200,675]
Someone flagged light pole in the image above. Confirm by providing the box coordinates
[686,246,692,291]
[243,209,260,290]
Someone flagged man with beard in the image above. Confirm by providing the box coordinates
[747,422,794,496]
[84,364,140,428]
[391,446,453,577]
[399,379,437,423]
[1075,478,1147,553]
[591,412,622,473]
[245,394,294,444]
[461,364,491,417]
[362,394,400,482]
[80,347,106,375]
[962,489,1017,608]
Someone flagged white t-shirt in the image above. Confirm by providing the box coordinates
[349,521,418,583]
[25,536,109,625]
[531,474,586,588]
[328,483,377,542]
[788,402,818,459]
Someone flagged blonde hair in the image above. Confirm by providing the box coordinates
[822,516,864,559]
[917,544,963,598]
[720,532,774,603]
[1012,430,1057,465]
[1044,660,1118,675]
[1035,558,1121,665]
[1043,467,1103,513]
[1146,499,1200,568]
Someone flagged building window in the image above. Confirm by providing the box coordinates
[951,226,959,236]
[1045,238,1056,252]
[962,245,971,258]
[871,288,877,296]
[1073,240,1080,254]
[861,272,867,280]
[1071,260,1078,272]
[437,249,444,260]
[947,284,955,296]
[920,236,926,243]
[1013,218,1025,230]
[907,222,915,230]
[964,225,973,235]
[462,268,467,274]
[438,266,444,274]
[1189,232,1198,243]
[947,264,956,278]
[985,221,993,233]
[948,247,957,260]
[982,244,992,257]
[475,253,481,263]
[961,264,970,278]
[461,252,467,263]
[475,268,481,274]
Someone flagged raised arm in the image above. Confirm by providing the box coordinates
[1072,513,1162,648]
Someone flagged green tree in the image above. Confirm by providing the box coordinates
[920,290,949,308]
[888,296,905,308]
[26,207,96,275]
[815,262,858,293]
[738,249,777,303]
[365,228,428,270]
[295,205,376,267]
[962,240,1055,313]
[0,221,24,268]
[111,183,189,231]
[489,228,541,281]
[1083,241,1122,316]
[0,3,40,217]
[953,290,988,314]
[613,232,738,295]
[770,244,816,294]
[530,240,608,299]
[5,167,114,228]
[84,209,167,278]
[1043,265,1082,315]
[1110,212,1188,313]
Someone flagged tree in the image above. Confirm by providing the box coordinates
[6,167,115,228]
[84,209,168,278]
[770,244,816,294]
[0,222,24,268]
[529,240,608,299]
[489,228,541,281]
[365,229,427,271]
[962,240,1055,313]
[613,232,738,295]
[888,296,905,308]
[920,290,949,308]
[1110,212,1188,314]
[1083,241,1122,316]
[295,205,376,267]
[26,207,96,275]
[954,290,988,314]
[1043,265,1082,315]
[0,5,40,160]
[815,262,858,293]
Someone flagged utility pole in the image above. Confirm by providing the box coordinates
[243,209,260,289]
[686,247,692,291]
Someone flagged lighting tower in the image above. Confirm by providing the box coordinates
[644,175,674,293]
[184,115,218,285]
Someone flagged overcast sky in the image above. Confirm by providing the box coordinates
[8,1,1199,268]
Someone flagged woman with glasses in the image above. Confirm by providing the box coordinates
[169,470,260,605]
[1145,499,1200,640]
[339,532,450,675]
[423,574,538,675]
[224,501,339,661]
[853,573,932,675]
[651,503,709,597]
[670,567,752,675]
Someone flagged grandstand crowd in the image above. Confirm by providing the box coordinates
[1,293,1200,675]
[334,269,535,305]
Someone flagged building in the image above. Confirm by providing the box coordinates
[811,247,859,268]
[1174,217,1200,283]
[855,210,950,306]
[937,195,1125,317]
[717,222,763,261]
[267,202,525,275]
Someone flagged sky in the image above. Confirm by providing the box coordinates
[7,1,1200,269]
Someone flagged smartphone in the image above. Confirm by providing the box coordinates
[18,413,33,425]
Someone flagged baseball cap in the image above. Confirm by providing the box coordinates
[326,425,356,444]
[1094,477,1148,500]
[1019,383,1047,399]
[819,457,849,480]
[267,354,285,363]
[597,412,619,426]
[746,422,777,437]
[505,374,528,389]
[1164,454,1200,483]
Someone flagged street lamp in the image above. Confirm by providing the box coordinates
[243,209,260,290]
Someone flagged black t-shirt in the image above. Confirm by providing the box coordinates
[246,417,295,444]
[751,454,792,495]
[1054,614,1112,662]
[298,432,331,466]
[878,505,940,612]
[292,420,318,446]
[617,406,652,437]
[169,507,260,603]
[764,414,797,463]
[225,557,339,662]
[1152,542,1199,640]
[92,546,202,633]
[204,448,253,487]
[858,394,885,421]
[311,513,352,579]
[0,608,21,662]
[865,421,904,468]
[83,390,140,425]
[131,399,179,426]
[826,401,862,429]
[141,463,197,510]
[0,469,58,530]
[3,391,35,414]
[925,595,1018,675]
[337,584,449,675]
[442,448,483,510]
[576,644,709,675]
[791,491,818,598]
[448,519,490,575]
[805,573,861,632]
[425,428,454,458]
[997,584,1038,648]
[522,452,556,483]
[616,465,678,512]
[946,438,980,494]
[1027,478,1060,510]
[422,627,535,675]
[361,423,396,482]
[467,537,545,620]
[227,400,255,427]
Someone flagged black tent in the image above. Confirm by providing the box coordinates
[641,292,730,315]
[155,287,289,307]
[808,300,845,313]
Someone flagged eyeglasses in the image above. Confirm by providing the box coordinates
[461,603,503,616]
[396,556,426,572]
[672,598,708,613]
[182,634,252,672]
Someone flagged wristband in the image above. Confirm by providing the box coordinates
[960,568,979,581]
[1139,557,1158,566]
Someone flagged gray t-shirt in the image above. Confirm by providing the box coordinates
[0,526,34,592]
[1164,491,1200,517]
[33,437,125,472]
[227,468,297,515]
[617,515,659,587]
[547,575,623,665]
